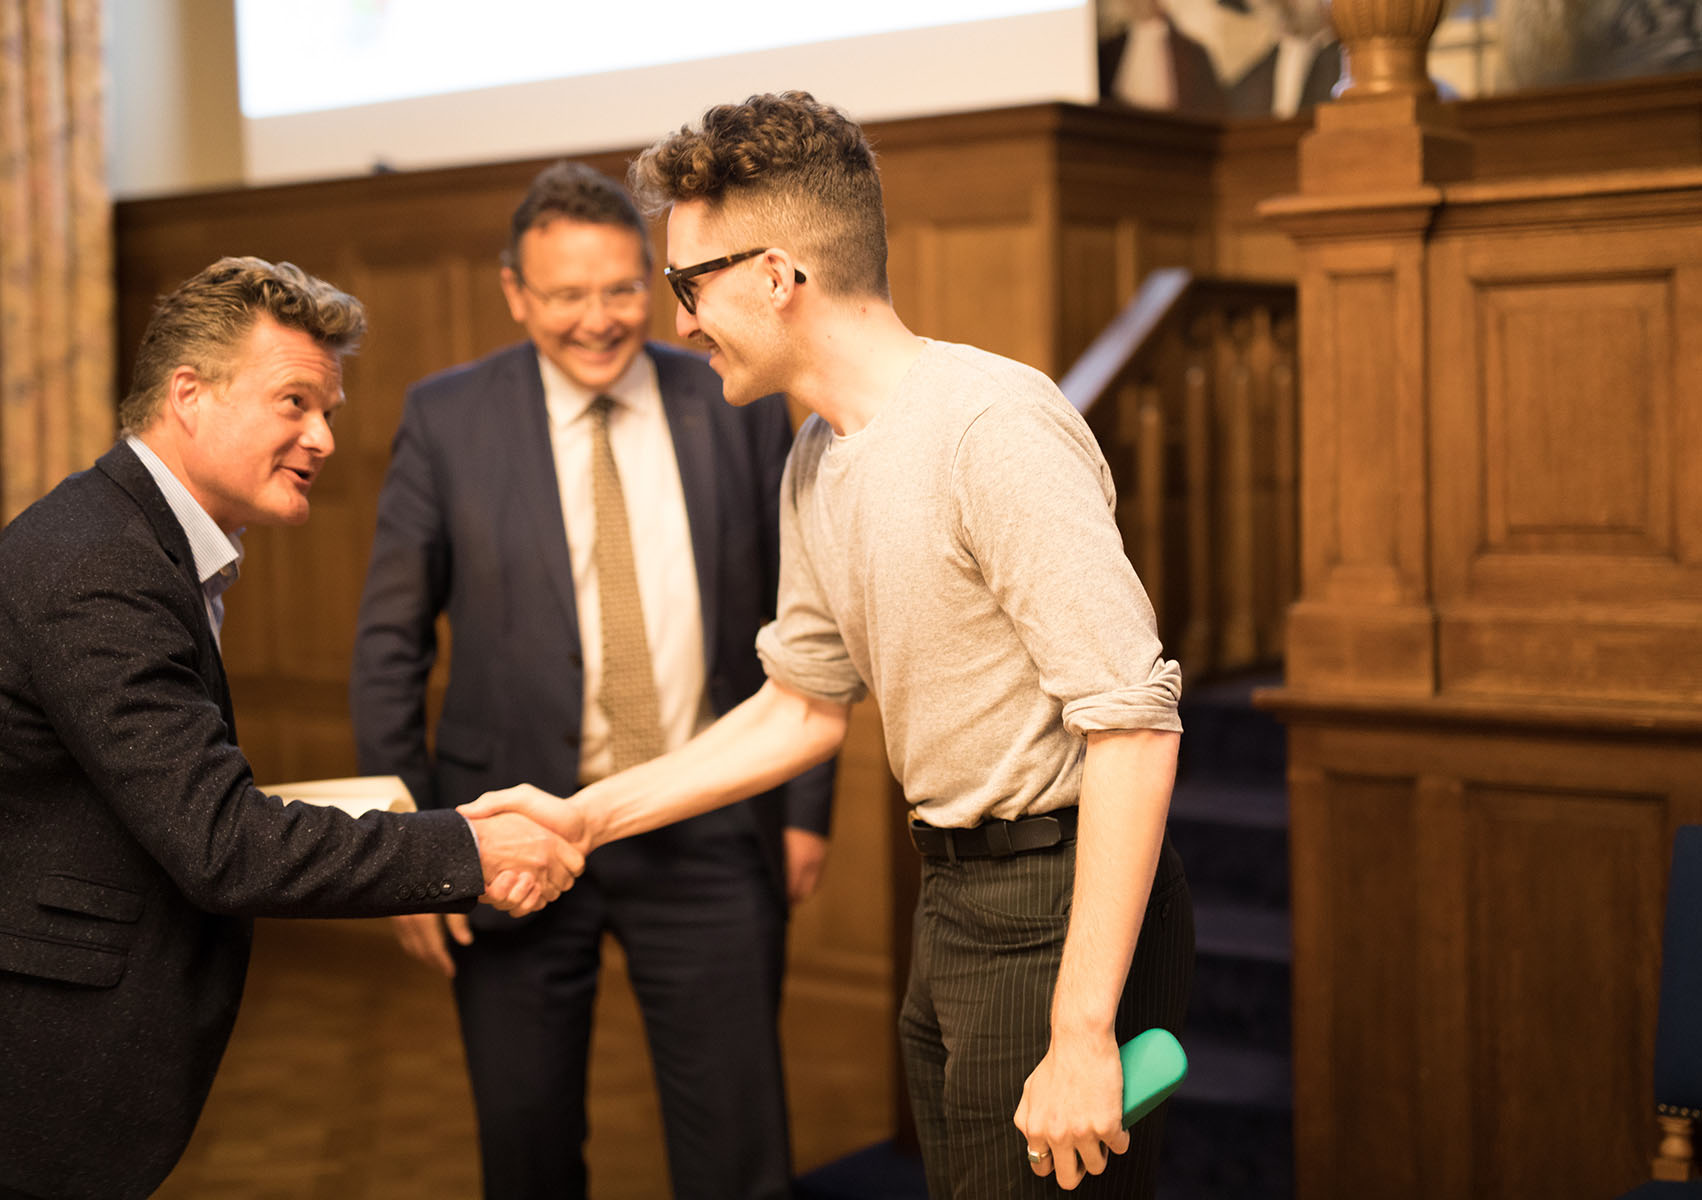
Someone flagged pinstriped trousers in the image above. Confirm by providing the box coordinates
[898,835,1193,1199]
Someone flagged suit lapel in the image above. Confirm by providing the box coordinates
[654,347,721,672]
[504,348,582,636]
[97,443,238,732]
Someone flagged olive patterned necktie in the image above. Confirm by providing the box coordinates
[589,394,664,771]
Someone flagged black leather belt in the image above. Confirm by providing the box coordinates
[908,806,1078,861]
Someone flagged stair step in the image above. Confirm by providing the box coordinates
[1159,1099,1294,1200]
[1170,820,1290,909]
[1170,779,1289,831]
[1194,899,1291,963]
[1177,672,1288,783]
[1188,956,1291,1050]
[1188,901,1291,1049]
[1173,1035,1292,1111]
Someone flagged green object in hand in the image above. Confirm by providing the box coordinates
[1120,1029,1187,1128]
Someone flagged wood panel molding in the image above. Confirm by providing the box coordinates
[1280,716,1702,1198]
[1427,196,1702,707]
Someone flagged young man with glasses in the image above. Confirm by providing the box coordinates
[469,94,1194,1197]
[349,160,835,1200]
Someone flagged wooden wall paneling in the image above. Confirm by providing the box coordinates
[1464,784,1665,1198]
[1269,314,1299,657]
[1320,771,1425,1197]
[1213,119,1305,282]
[1413,772,1472,1198]
[1285,758,1338,1197]
[1456,72,1702,182]
[1216,309,1258,666]
[931,220,1052,369]
[1060,223,1123,375]
[1428,212,1702,707]
[1276,708,1702,1199]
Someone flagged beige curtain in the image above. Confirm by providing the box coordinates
[0,0,112,523]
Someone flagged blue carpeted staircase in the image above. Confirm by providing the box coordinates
[1158,670,1293,1199]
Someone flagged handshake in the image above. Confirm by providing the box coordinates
[456,784,593,916]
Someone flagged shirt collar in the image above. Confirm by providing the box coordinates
[537,346,660,428]
[124,435,244,587]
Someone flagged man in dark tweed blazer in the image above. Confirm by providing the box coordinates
[0,257,582,1200]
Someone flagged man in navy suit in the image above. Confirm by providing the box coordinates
[0,256,581,1200]
[349,162,834,1200]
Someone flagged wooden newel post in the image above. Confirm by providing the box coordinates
[1327,0,1448,99]
[1295,0,1469,194]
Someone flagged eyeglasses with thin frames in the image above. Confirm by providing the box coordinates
[513,272,649,320]
[663,248,806,315]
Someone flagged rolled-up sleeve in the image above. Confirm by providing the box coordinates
[755,449,867,707]
[954,395,1183,736]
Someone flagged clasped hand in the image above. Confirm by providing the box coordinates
[457,784,591,916]
[1013,1030,1129,1190]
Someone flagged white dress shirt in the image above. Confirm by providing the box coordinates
[1272,29,1332,118]
[126,435,244,649]
[1114,16,1180,110]
[537,351,709,784]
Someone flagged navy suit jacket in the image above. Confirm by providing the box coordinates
[350,342,833,906]
[0,443,484,1199]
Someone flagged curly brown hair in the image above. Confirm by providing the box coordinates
[629,91,888,300]
[120,256,366,436]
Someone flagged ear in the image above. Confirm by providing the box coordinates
[499,267,529,324]
[165,365,205,435]
[763,250,803,310]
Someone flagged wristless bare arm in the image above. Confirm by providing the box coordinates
[1014,726,1179,1189]
[459,678,850,855]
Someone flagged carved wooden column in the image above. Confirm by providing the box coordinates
[1262,0,1467,698]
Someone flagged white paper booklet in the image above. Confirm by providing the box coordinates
[263,775,418,818]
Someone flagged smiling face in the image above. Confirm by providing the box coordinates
[501,217,652,393]
[666,199,791,407]
[176,315,343,532]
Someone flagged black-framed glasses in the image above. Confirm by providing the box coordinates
[663,247,806,315]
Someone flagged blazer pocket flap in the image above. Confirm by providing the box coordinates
[37,874,143,923]
[433,719,493,767]
[0,928,127,988]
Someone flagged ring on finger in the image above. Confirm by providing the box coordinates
[1026,1147,1052,1165]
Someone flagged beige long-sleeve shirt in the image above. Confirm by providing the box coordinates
[757,339,1181,828]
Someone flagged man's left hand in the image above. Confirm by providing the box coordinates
[784,828,829,904]
[1013,1029,1129,1190]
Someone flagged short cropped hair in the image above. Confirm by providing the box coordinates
[504,160,652,273]
[629,91,889,301]
[120,256,366,436]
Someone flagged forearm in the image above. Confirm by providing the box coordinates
[580,678,848,848]
[1050,727,1179,1039]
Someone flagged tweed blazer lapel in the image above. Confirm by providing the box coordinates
[95,443,238,733]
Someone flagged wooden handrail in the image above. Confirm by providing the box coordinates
[1059,269,1192,411]
[1058,270,1299,679]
